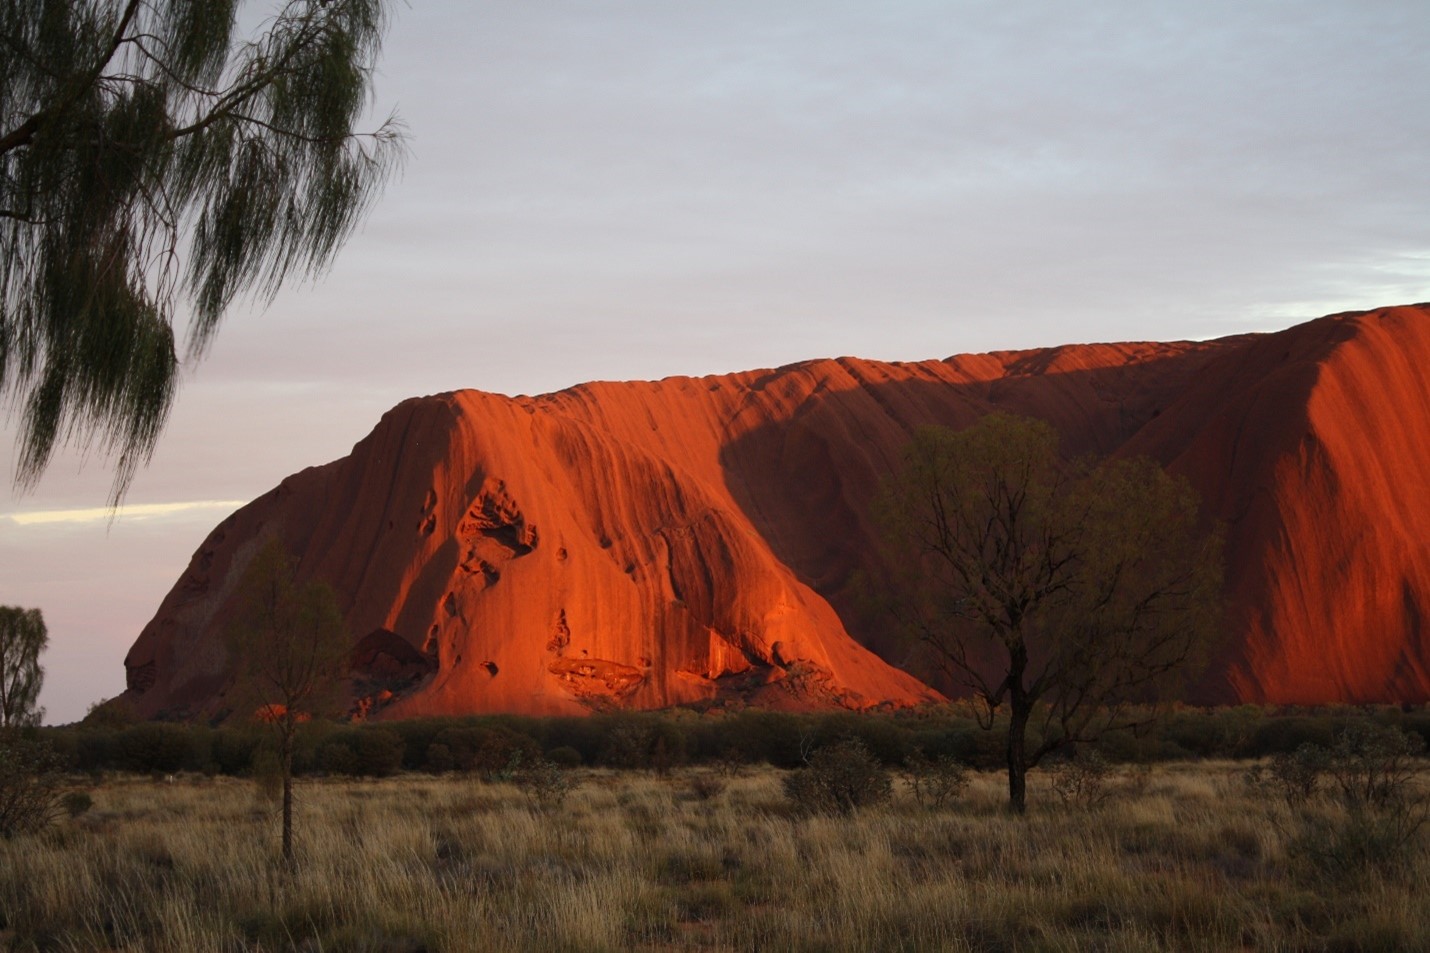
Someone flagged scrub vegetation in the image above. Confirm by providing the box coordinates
[0,708,1427,952]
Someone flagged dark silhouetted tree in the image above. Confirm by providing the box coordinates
[0,606,46,729]
[877,414,1223,813]
[1,0,404,500]
[0,606,75,839]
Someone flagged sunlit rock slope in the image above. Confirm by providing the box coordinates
[121,304,1430,718]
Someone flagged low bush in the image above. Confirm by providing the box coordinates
[0,734,69,837]
[1244,742,1327,807]
[1325,721,1424,810]
[1289,804,1427,880]
[544,745,583,768]
[1268,722,1429,880]
[1245,716,1336,757]
[901,749,969,810]
[114,722,206,774]
[210,727,261,775]
[59,791,93,819]
[316,728,404,778]
[783,739,892,816]
[809,712,910,765]
[1050,749,1113,809]
[594,716,692,772]
[513,758,573,811]
[698,711,806,768]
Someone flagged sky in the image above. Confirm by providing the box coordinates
[4,0,1429,723]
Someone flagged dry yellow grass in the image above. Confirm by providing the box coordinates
[1,762,1426,952]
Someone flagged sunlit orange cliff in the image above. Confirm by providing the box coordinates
[121,305,1430,719]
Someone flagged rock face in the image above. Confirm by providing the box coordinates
[122,305,1430,719]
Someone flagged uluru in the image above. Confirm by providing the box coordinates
[120,304,1430,720]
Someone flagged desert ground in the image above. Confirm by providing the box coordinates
[2,758,1427,953]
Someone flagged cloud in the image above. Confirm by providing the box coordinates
[2,500,247,527]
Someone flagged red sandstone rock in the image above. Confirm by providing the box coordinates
[121,305,1430,718]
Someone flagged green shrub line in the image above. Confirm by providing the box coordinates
[29,703,1430,779]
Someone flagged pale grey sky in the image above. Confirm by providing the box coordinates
[4,0,1429,722]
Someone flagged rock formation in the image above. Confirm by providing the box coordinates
[121,305,1430,718]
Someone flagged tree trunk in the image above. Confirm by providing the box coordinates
[1006,693,1030,814]
[1005,641,1031,815]
[280,726,294,869]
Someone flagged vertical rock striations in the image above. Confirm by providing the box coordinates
[122,305,1430,718]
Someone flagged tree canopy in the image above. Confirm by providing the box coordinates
[227,537,348,723]
[877,414,1223,812]
[0,0,404,499]
[0,606,47,729]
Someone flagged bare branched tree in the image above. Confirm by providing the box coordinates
[877,414,1223,813]
[0,0,404,500]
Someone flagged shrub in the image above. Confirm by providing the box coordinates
[353,729,404,777]
[1160,707,1262,758]
[1276,723,1428,880]
[80,696,139,730]
[385,718,454,770]
[425,742,455,774]
[477,726,537,778]
[1400,711,1430,751]
[544,745,582,768]
[705,711,807,768]
[533,716,608,766]
[115,722,203,773]
[811,713,909,765]
[429,725,541,779]
[648,722,689,775]
[1289,806,1427,880]
[599,723,656,770]
[783,739,892,816]
[1324,722,1424,811]
[1244,743,1328,807]
[70,728,119,773]
[1274,743,1329,805]
[60,791,92,819]
[907,723,992,767]
[1050,749,1113,809]
[901,749,969,810]
[211,728,261,776]
[1246,717,1336,757]
[0,734,67,837]
[338,728,404,777]
[514,759,573,811]
[315,731,357,776]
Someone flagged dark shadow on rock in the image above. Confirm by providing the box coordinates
[715,319,1365,705]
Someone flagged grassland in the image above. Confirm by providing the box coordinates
[1,761,1426,952]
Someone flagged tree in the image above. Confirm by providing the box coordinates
[0,606,74,839]
[227,537,348,867]
[0,733,68,837]
[1,0,404,500]
[0,606,47,728]
[877,414,1223,813]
